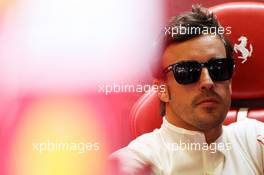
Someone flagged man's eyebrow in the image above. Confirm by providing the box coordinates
[168,57,228,65]
[168,58,198,64]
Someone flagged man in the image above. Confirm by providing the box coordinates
[110,4,264,175]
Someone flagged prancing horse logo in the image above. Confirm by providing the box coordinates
[234,36,253,64]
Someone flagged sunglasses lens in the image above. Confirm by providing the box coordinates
[168,58,234,85]
[208,59,234,81]
[173,62,201,84]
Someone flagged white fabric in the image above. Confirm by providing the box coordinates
[111,117,264,175]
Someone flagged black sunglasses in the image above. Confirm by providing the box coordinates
[163,58,235,85]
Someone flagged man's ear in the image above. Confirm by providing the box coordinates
[153,79,170,103]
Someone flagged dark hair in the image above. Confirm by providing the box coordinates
[152,4,233,116]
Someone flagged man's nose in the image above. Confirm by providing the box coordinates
[199,68,215,90]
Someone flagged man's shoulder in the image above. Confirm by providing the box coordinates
[224,118,264,147]
[127,128,163,150]
[109,128,163,172]
[110,128,164,159]
[225,118,264,132]
[111,128,162,149]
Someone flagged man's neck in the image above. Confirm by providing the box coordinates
[204,126,222,144]
[165,114,222,144]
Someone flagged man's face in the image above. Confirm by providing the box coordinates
[161,34,232,131]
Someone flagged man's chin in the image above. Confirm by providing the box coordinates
[197,104,219,114]
[192,112,225,131]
